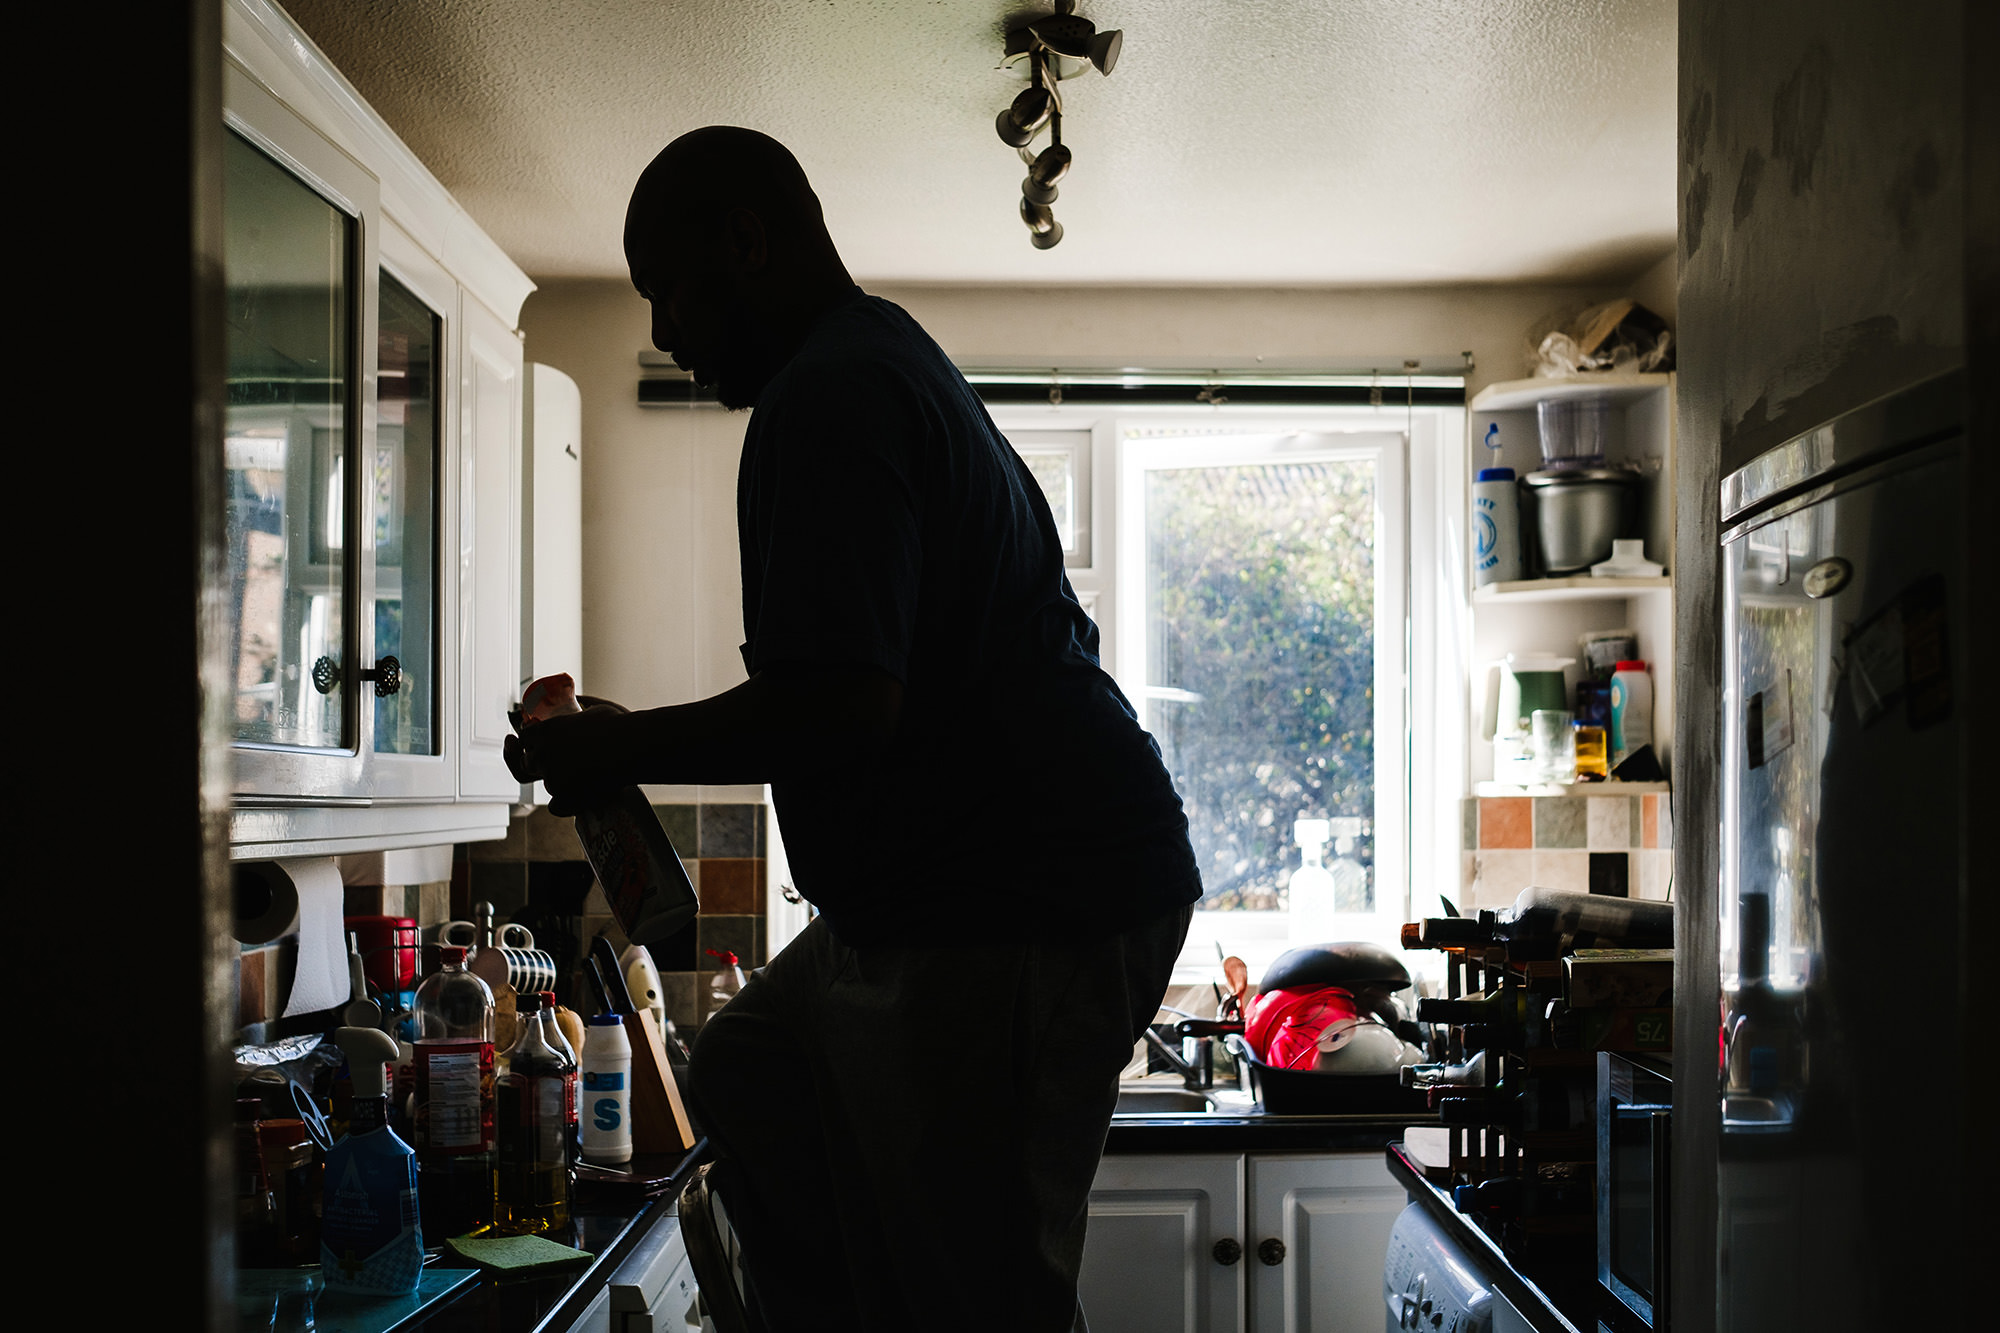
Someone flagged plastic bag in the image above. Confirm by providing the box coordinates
[1529,299,1675,377]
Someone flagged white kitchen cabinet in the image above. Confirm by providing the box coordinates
[1081,1153,1245,1333]
[222,0,534,858]
[1245,1154,1407,1333]
[1466,375,1677,786]
[1080,1152,1399,1333]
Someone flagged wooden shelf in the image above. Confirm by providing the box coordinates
[1470,373,1672,413]
[1473,575,1672,603]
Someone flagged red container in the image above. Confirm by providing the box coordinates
[345,914,417,992]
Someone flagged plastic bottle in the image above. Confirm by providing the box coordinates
[1472,465,1523,587]
[412,944,496,1239]
[1609,659,1654,766]
[495,993,571,1234]
[707,948,746,1016]
[579,1013,633,1166]
[321,1026,423,1295]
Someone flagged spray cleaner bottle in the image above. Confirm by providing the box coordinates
[321,1027,423,1295]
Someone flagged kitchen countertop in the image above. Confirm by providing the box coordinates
[1384,1142,1647,1333]
[392,1144,706,1333]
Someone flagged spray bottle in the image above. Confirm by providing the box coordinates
[321,1027,423,1295]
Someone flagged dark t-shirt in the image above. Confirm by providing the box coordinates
[737,290,1201,945]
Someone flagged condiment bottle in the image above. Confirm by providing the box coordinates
[495,993,571,1234]
[412,944,496,1238]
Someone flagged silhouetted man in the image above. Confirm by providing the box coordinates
[512,126,1199,1333]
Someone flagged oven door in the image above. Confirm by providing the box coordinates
[1598,1052,1671,1328]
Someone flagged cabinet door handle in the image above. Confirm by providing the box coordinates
[360,655,402,697]
[1211,1238,1242,1266]
[1257,1237,1286,1266]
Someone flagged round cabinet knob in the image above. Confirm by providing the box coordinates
[311,656,341,695]
[1211,1238,1242,1266]
[1257,1237,1286,1266]
[360,655,402,697]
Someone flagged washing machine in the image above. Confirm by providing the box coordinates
[1383,1202,1536,1333]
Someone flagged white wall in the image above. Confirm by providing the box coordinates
[517,273,1669,799]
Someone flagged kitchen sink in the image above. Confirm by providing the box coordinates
[1113,1084,1215,1115]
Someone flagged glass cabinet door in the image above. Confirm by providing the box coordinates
[373,274,441,756]
[223,127,356,752]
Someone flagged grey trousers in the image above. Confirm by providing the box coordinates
[687,904,1193,1333]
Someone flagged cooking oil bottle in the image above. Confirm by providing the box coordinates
[496,992,572,1234]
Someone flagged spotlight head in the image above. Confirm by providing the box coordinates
[1021,174,1058,206]
[1019,196,1057,235]
[1031,219,1065,249]
[1027,143,1073,190]
[995,86,1054,147]
[1028,16,1122,74]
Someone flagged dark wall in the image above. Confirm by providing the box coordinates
[1674,3,1971,1331]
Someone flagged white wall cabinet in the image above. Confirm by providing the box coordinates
[1079,1151,1401,1333]
[222,0,534,859]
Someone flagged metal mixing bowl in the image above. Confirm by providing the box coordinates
[1522,468,1641,574]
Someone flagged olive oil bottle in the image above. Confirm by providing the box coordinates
[496,992,572,1234]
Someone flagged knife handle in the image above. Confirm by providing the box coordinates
[593,934,637,1014]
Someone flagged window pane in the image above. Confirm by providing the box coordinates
[374,275,441,755]
[1143,459,1376,914]
[1017,448,1075,551]
[224,129,352,748]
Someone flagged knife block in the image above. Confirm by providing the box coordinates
[625,1009,696,1154]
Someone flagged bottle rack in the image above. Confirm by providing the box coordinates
[1409,931,1603,1262]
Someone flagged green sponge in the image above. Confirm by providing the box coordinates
[445,1233,594,1274]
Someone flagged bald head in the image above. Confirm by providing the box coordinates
[625,126,836,269]
[624,127,854,408]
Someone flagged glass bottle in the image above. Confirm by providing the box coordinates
[495,993,571,1234]
[412,944,495,1238]
[537,992,581,1190]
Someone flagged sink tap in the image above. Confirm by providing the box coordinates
[1144,1027,1213,1089]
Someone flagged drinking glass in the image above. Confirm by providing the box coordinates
[1532,709,1577,783]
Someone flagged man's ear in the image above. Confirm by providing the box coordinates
[721,205,769,276]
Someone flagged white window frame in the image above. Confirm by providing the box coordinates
[992,401,1466,987]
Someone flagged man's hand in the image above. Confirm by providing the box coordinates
[506,700,634,815]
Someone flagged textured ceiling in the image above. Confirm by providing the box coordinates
[279,0,1675,287]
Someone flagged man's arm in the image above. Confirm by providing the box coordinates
[508,661,902,811]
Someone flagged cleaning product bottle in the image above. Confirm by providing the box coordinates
[1285,818,1338,947]
[412,944,496,1239]
[321,1027,423,1295]
[495,993,571,1234]
[707,948,746,1017]
[1609,659,1654,767]
[1472,424,1522,587]
[579,1012,633,1166]
[508,674,702,948]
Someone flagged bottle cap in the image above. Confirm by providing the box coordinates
[1614,659,1648,671]
[1476,467,1516,481]
[517,992,543,1013]
[589,1013,626,1026]
[438,944,468,964]
[706,948,740,967]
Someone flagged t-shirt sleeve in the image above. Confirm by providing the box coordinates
[742,361,925,681]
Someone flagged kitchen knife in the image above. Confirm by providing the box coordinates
[593,934,638,1015]
[583,956,614,1017]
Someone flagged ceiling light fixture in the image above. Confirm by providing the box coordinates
[994,1,1121,249]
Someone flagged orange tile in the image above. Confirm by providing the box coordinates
[1478,797,1533,849]
[699,859,758,914]
[240,949,268,1027]
[1642,795,1660,849]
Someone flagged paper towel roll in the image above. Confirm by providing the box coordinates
[232,858,351,1017]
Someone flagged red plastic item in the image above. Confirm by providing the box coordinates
[345,914,418,992]
[1244,985,1364,1071]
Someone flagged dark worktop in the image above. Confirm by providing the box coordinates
[1105,1109,1432,1154]
[1384,1142,1647,1333]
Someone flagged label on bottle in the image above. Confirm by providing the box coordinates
[415,1040,494,1153]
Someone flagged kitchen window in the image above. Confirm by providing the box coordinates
[995,402,1465,985]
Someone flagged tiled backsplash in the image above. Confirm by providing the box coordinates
[465,803,767,1039]
[236,802,768,1041]
[1459,791,1673,912]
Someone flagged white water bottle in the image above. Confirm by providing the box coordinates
[1472,467,1522,586]
[579,1013,632,1165]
